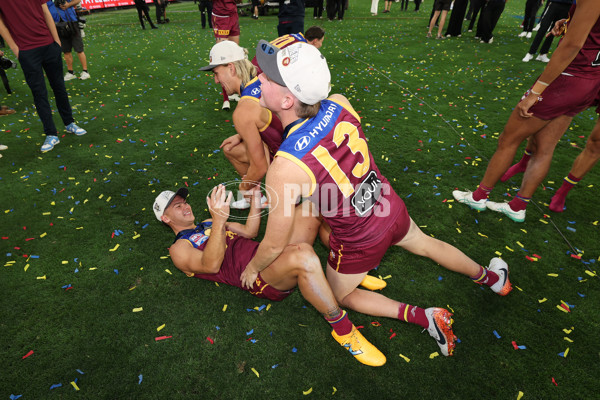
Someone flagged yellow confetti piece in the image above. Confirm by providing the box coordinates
[40,232,47,238]
[37,275,46,280]
[494,251,502,256]
[332,387,337,395]
[109,244,120,252]
[538,298,547,303]
[539,219,548,224]
[165,269,172,275]
[382,275,391,279]
[42,212,51,215]
[129,286,136,291]
[132,307,143,312]
[70,381,80,391]
[89,267,97,271]
[132,234,141,239]
[303,388,313,395]
[24,264,29,272]
[563,327,573,334]
[456,228,461,234]
[517,391,524,400]
[222,304,227,312]
[398,354,411,362]
[505,246,514,252]
[267,304,272,311]
[159,256,169,259]
[564,337,573,343]
[251,367,259,378]
[157,324,165,332]
[563,347,570,357]
[477,232,488,238]
[516,241,524,248]
[515,285,523,292]
[556,305,569,313]
[585,270,596,277]
[61,261,68,264]
[547,273,558,277]
[429,352,439,359]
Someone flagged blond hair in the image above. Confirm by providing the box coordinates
[296,101,321,119]
[231,51,257,88]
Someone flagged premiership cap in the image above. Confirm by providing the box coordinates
[200,40,247,71]
[153,188,189,221]
[255,40,331,105]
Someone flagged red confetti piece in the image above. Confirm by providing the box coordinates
[155,336,172,341]
[206,336,214,344]
[370,321,381,327]
[533,254,542,259]
[511,341,519,350]
[560,304,570,312]
[570,254,582,259]
[389,333,396,339]
[22,350,34,359]
[525,256,536,262]
[25,238,35,241]
[551,377,558,386]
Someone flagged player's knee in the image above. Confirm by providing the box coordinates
[585,134,600,156]
[289,243,321,275]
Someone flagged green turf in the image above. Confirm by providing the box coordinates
[1,1,598,398]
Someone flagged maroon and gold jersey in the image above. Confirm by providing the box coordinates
[563,4,600,78]
[240,77,284,157]
[276,98,408,246]
[175,222,292,300]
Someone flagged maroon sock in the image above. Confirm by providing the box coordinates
[222,86,229,102]
[398,303,429,329]
[325,309,353,336]
[550,173,580,212]
[470,265,499,287]
[501,150,532,182]
[472,184,493,201]
[508,194,530,211]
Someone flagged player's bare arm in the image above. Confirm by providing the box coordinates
[240,157,311,288]
[224,186,263,238]
[233,100,270,191]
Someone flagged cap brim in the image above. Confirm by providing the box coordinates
[255,39,286,86]
[166,187,189,209]
[199,64,219,71]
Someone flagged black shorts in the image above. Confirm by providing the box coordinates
[59,25,84,53]
[434,0,452,11]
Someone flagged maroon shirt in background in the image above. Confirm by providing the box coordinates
[0,0,54,51]
[563,4,600,79]
[211,0,237,16]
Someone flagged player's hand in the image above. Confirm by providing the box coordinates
[219,134,241,152]
[516,92,539,118]
[240,264,258,289]
[207,184,232,224]
[550,19,567,37]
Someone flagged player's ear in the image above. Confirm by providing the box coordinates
[281,91,295,111]
[161,214,171,225]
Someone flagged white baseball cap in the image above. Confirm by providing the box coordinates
[153,188,189,221]
[200,40,247,71]
[256,40,331,105]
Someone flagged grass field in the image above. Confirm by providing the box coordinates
[1,1,599,399]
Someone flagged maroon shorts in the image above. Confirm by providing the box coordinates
[249,272,293,301]
[212,13,240,38]
[528,74,600,120]
[327,206,411,274]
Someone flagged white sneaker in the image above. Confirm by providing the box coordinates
[533,23,540,31]
[486,201,526,222]
[526,32,532,38]
[487,258,512,296]
[518,31,527,37]
[64,72,77,81]
[230,195,267,210]
[424,307,456,357]
[536,54,550,63]
[229,94,240,102]
[522,53,534,62]
[222,100,230,110]
[0,144,7,150]
[452,190,487,211]
[80,71,91,80]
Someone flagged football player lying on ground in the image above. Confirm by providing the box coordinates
[154,184,386,366]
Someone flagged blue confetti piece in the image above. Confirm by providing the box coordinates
[438,276,443,281]
[138,374,143,385]
[493,330,501,339]
[257,304,266,311]
[10,395,23,400]
[292,347,297,353]
[76,369,85,374]
[271,364,279,369]
[142,224,149,229]
[578,292,585,297]
[246,329,254,335]
[558,352,565,357]
[114,269,119,275]
[50,383,62,390]
[518,345,527,350]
